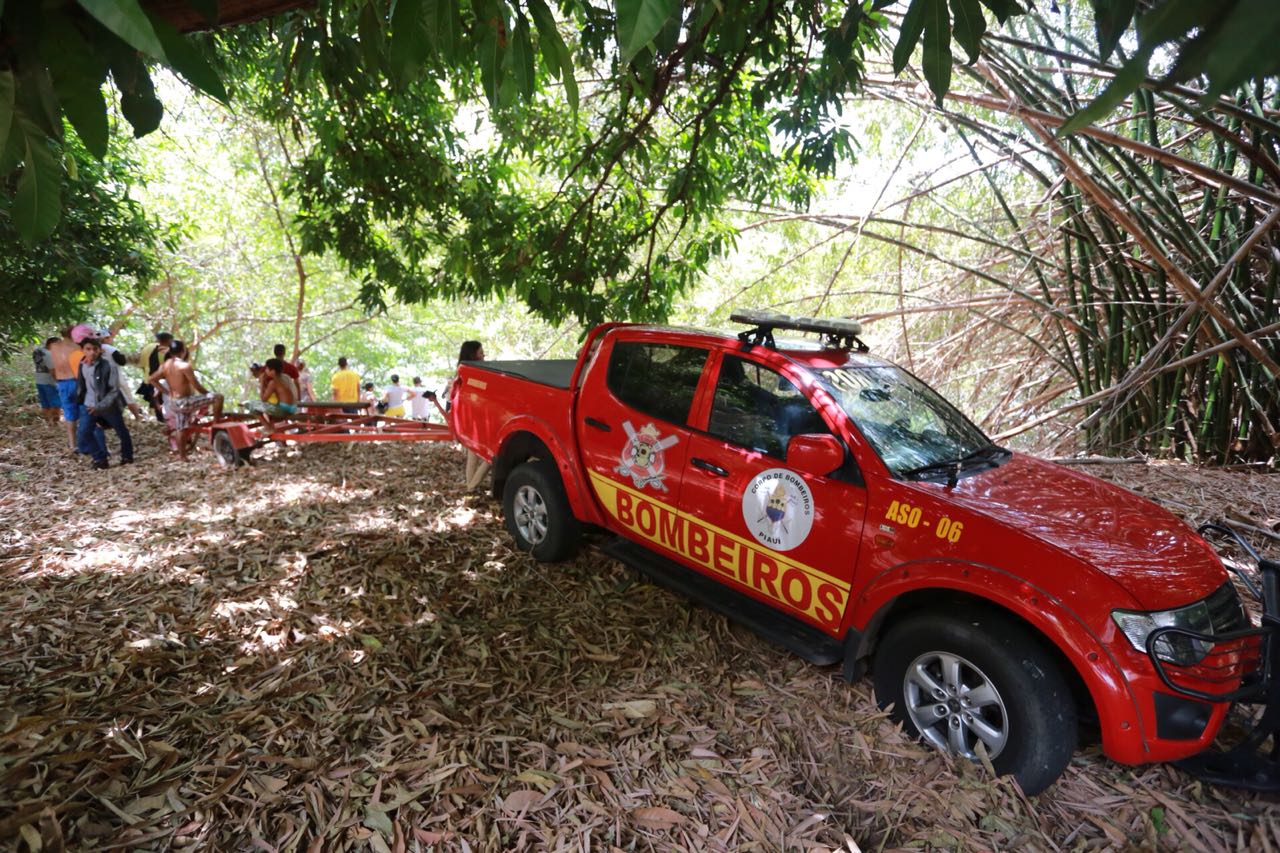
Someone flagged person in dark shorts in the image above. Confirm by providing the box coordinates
[33,337,60,425]
[137,331,173,423]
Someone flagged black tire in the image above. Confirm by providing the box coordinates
[872,609,1077,795]
[502,460,581,562]
[212,430,252,467]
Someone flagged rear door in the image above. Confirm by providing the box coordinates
[576,335,711,555]
[678,351,868,636]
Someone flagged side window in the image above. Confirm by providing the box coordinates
[606,341,708,425]
[708,356,830,457]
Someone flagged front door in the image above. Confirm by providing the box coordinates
[576,336,710,556]
[679,352,868,636]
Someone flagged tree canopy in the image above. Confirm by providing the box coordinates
[4,1,1280,344]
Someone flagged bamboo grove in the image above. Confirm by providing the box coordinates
[757,11,1280,466]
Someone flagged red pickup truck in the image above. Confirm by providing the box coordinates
[450,313,1267,794]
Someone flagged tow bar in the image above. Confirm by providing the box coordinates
[1147,523,1280,792]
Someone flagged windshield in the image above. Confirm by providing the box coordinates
[817,365,993,477]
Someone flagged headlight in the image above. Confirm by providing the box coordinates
[1112,600,1214,665]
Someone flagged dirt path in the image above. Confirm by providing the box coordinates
[1,408,1277,850]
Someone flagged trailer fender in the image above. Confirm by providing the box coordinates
[214,422,257,450]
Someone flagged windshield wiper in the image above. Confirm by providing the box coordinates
[900,443,1009,486]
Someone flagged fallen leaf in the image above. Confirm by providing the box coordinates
[631,806,686,830]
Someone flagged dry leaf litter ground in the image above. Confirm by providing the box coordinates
[1,403,1279,851]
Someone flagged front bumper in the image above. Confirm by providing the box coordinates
[1137,524,1280,792]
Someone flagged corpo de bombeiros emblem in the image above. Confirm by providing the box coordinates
[616,421,678,491]
[742,468,814,551]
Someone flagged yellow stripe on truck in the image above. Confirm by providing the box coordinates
[589,471,848,632]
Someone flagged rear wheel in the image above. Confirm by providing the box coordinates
[212,430,252,467]
[873,609,1076,795]
[502,460,580,562]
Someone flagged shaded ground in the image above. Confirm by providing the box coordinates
[1,404,1278,851]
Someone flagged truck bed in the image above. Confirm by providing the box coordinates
[469,359,577,389]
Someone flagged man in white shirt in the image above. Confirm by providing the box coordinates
[408,377,432,420]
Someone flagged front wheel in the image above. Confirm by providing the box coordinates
[873,610,1077,795]
[502,460,581,562]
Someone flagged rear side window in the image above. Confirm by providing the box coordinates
[606,341,708,425]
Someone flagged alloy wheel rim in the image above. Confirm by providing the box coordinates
[513,485,549,545]
[902,651,1009,760]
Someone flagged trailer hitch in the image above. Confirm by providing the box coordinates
[1147,523,1280,792]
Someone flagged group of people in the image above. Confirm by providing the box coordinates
[329,357,442,420]
[32,326,488,482]
[33,326,227,466]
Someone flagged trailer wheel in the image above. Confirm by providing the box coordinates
[212,430,252,467]
[503,460,580,562]
[872,610,1076,795]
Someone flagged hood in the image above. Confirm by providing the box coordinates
[945,453,1226,610]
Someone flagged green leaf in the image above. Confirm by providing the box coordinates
[654,7,682,55]
[15,122,63,244]
[478,23,504,109]
[433,0,462,65]
[391,0,429,76]
[511,16,535,100]
[1059,57,1146,134]
[1198,0,1280,100]
[921,0,952,106]
[1135,0,1214,46]
[104,41,164,137]
[527,0,577,109]
[0,71,13,162]
[1091,0,1136,61]
[41,14,111,157]
[527,0,563,72]
[893,0,931,75]
[977,0,1021,24]
[146,13,228,102]
[616,0,682,62]
[0,114,22,174]
[14,35,62,140]
[76,0,165,60]
[561,51,579,112]
[358,1,385,72]
[949,0,987,64]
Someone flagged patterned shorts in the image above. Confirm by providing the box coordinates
[168,393,216,431]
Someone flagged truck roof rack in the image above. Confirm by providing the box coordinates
[729,310,869,352]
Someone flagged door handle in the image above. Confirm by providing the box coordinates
[691,457,729,477]
[584,417,611,432]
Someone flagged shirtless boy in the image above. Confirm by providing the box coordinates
[246,358,299,423]
[149,340,224,461]
[47,327,81,451]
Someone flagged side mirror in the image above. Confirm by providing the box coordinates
[786,433,844,478]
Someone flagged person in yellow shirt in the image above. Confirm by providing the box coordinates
[330,357,361,414]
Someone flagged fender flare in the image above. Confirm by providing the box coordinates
[494,417,602,525]
[849,558,1153,762]
[214,422,257,450]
